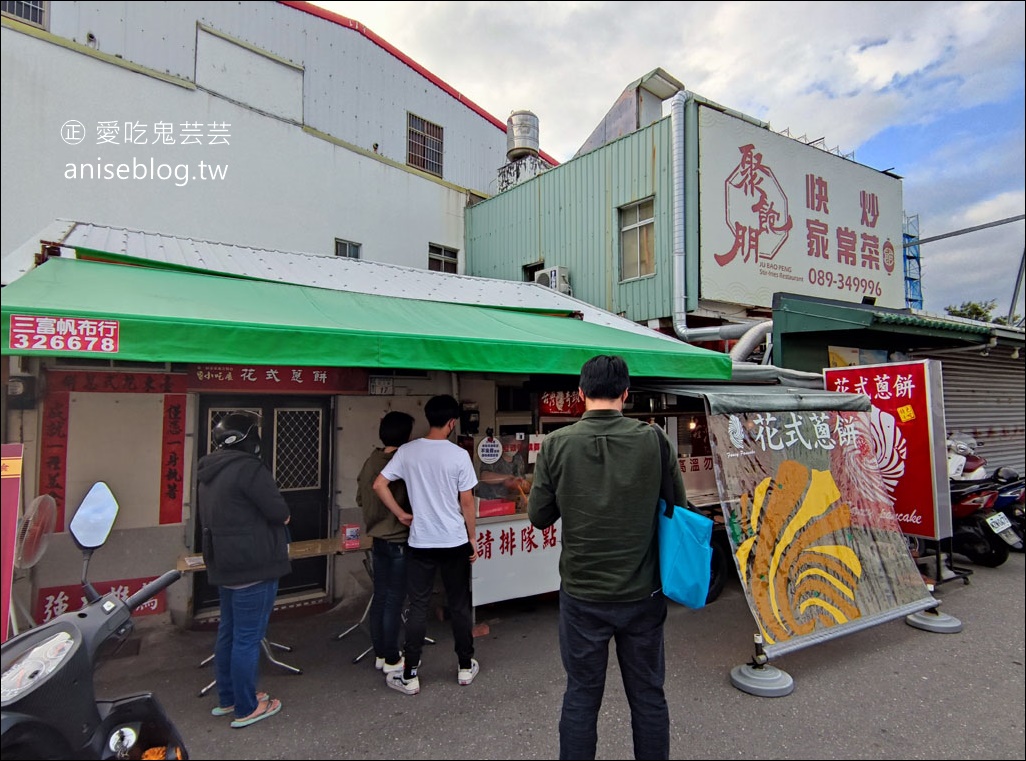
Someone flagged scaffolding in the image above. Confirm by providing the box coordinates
[903,213,923,309]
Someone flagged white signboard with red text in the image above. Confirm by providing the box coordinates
[823,360,951,540]
[699,105,904,309]
[472,517,561,607]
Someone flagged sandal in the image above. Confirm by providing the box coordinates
[230,697,281,728]
[211,691,269,717]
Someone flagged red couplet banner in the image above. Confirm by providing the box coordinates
[823,359,951,540]
[2,443,25,643]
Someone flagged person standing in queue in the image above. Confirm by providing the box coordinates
[197,410,291,729]
[372,394,479,696]
[356,410,416,675]
[528,355,685,760]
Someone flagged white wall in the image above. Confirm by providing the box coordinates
[44,1,509,193]
[1,26,470,266]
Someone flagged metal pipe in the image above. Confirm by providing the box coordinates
[670,91,770,343]
[729,321,774,361]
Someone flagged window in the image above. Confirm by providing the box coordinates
[1,0,46,27]
[523,262,545,282]
[619,198,655,280]
[407,113,443,177]
[334,238,361,259]
[428,243,458,273]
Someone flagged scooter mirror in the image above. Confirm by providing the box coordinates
[69,482,119,550]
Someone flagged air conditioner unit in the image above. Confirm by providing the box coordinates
[533,266,572,295]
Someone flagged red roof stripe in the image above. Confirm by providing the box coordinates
[279,1,559,166]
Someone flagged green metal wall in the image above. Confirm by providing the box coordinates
[466,118,675,322]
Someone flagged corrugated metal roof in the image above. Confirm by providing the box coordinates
[876,310,992,333]
[7,220,682,344]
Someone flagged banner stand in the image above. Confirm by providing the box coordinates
[905,601,963,634]
[729,633,794,697]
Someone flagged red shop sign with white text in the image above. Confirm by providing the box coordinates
[188,364,369,394]
[823,360,951,540]
[539,390,584,416]
[36,576,167,624]
[9,314,119,354]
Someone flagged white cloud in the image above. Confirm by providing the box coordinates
[318,0,1025,318]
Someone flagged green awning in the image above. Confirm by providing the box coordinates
[1,258,733,379]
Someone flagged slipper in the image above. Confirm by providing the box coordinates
[211,691,269,717]
[230,697,281,728]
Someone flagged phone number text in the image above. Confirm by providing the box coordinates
[808,268,882,297]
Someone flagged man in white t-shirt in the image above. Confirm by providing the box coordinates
[373,394,479,695]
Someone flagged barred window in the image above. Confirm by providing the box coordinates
[1,0,47,27]
[428,243,458,273]
[407,113,443,177]
[619,198,655,281]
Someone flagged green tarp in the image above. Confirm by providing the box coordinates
[1,258,733,379]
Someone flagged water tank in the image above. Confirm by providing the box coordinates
[506,110,540,161]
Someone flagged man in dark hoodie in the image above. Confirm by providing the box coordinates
[197,410,291,729]
[356,410,415,674]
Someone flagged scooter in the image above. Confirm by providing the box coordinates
[946,431,988,481]
[992,466,1026,551]
[1,482,187,760]
[948,479,1021,567]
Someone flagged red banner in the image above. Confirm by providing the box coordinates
[188,364,369,394]
[46,369,186,395]
[824,360,949,540]
[39,388,70,530]
[36,576,167,623]
[2,444,25,643]
[161,395,187,524]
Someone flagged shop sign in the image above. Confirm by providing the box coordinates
[8,314,120,354]
[539,390,583,416]
[472,518,561,607]
[188,364,369,394]
[36,576,167,623]
[823,360,949,540]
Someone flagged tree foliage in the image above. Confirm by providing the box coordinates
[945,299,1021,325]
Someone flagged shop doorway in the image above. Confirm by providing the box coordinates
[194,395,333,613]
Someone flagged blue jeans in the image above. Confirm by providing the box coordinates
[557,587,669,760]
[215,579,278,718]
[370,538,408,664]
[403,544,474,675]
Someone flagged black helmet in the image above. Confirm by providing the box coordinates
[213,411,260,450]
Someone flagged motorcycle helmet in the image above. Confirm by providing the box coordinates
[212,411,261,451]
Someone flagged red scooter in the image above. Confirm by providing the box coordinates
[947,479,1020,567]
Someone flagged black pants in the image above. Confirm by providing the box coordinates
[402,544,474,676]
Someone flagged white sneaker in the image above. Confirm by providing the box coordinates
[386,671,420,695]
[374,657,385,670]
[457,658,479,686]
[381,657,404,674]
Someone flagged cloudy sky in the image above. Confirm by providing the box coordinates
[313,0,1025,321]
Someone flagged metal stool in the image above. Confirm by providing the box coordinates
[197,636,302,697]
[335,548,433,664]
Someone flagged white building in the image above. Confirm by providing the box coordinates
[1,0,552,270]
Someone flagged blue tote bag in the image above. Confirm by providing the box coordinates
[654,429,713,609]
[657,498,712,608]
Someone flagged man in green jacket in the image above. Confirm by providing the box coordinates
[528,355,685,761]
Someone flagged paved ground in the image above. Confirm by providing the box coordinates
[95,552,1025,760]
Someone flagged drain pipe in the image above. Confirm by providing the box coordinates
[670,91,771,344]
